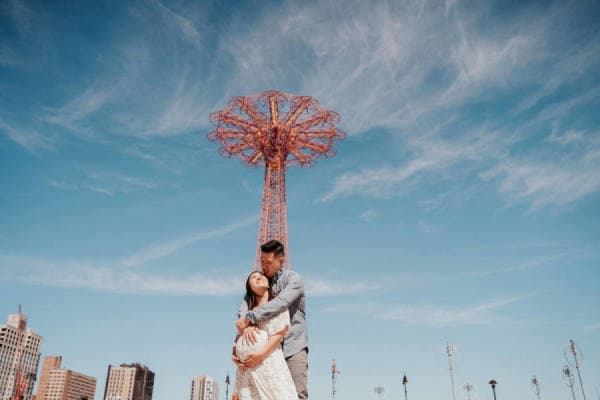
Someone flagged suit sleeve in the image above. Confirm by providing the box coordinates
[245,272,303,323]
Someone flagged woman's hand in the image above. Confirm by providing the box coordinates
[232,355,248,370]
[242,351,265,368]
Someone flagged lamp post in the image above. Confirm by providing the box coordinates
[402,374,408,400]
[531,375,541,400]
[488,380,498,400]
[225,373,230,400]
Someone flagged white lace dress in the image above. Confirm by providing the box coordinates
[234,310,297,400]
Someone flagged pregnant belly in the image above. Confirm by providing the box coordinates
[235,329,268,363]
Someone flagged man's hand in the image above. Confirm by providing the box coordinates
[241,326,259,345]
[236,316,251,333]
[242,352,265,369]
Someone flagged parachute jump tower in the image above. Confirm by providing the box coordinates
[208,90,345,268]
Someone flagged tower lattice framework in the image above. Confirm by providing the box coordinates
[208,90,345,269]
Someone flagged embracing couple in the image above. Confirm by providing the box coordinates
[231,239,308,400]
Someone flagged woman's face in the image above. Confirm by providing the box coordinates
[248,272,269,295]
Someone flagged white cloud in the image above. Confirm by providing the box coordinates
[0,117,55,152]
[0,254,243,295]
[120,215,259,268]
[583,322,600,332]
[358,208,381,222]
[323,295,530,326]
[45,85,113,134]
[481,155,600,210]
[305,279,379,297]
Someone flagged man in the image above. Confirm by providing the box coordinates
[235,239,308,399]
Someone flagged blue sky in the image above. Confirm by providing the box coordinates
[1,0,599,399]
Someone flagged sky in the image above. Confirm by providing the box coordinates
[1,0,599,399]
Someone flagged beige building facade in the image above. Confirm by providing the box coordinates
[43,368,96,400]
[190,376,219,400]
[103,364,154,400]
[0,312,42,400]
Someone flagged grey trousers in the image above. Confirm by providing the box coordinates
[286,348,308,399]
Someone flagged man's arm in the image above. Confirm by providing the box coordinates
[246,271,303,324]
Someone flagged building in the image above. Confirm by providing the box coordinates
[190,376,219,400]
[34,356,96,400]
[103,364,154,400]
[35,356,62,400]
[0,310,42,400]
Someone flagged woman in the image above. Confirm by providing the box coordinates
[232,271,297,400]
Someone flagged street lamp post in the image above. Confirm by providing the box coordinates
[225,373,230,400]
[489,380,498,400]
[402,374,408,400]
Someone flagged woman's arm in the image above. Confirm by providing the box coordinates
[242,325,289,368]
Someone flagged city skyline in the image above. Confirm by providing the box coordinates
[1,0,599,399]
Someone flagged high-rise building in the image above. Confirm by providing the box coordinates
[34,356,96,400]
[44,369,96,400]
[0,311,42,400]
[103,364,154,400]
[190,376,219,400]
[35,356,63,400]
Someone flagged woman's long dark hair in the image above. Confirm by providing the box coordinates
[245,271,273,310]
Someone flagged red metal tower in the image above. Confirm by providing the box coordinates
[11,305,28,400]
[208,90,345,269]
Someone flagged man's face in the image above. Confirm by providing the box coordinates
[260,252,283,278]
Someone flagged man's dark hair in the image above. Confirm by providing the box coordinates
[260,239,285,257]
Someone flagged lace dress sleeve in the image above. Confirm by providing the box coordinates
[266,309,291,336]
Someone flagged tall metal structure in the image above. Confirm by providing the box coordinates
[565,340,587,400]
[11,305,28,400]
[402,373,408,400]
[563,365,577,400]
[208,90,345,269]
[531,375,541,400]
[331,359,340,400]
[446,342,457,400]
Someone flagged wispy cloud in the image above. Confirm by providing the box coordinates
[358,208,380,222]
[323,295,531,326]
[320,132,499,202]
[120,215,259,268]
[481,151,600,210]
[45,170,162,196]
[583,322,600,332]
[305,279,380,297]
[0,117,55,152]
[45,85,114,135]
[0,254,243,295]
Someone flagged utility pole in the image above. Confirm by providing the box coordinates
[331,359,340,400]
[563,365,578,400]
[446,342,457,400]
[402,373,408,400]
[566,340,587,400]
